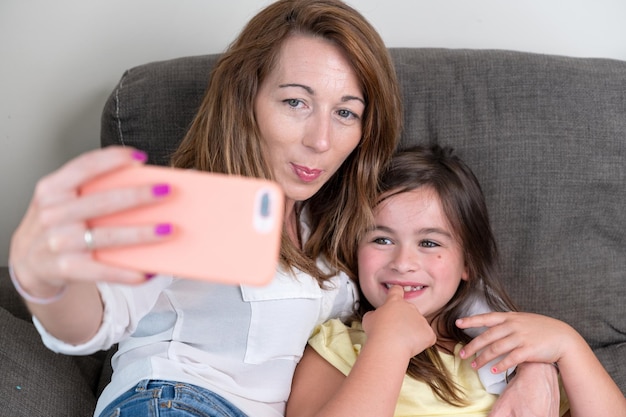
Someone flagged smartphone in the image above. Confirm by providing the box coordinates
[79,165,284,286]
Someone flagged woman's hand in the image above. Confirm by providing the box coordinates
[9,146,172,299]
[488,362,561,417]
[362,285,436,359]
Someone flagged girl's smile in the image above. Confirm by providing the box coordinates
[383,282,428,298]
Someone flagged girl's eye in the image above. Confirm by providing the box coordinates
[419,240,439,248]
[372,237,393,245]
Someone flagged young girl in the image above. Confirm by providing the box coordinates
[286,145,626,417]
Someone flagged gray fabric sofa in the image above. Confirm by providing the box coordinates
[2,48,625,416]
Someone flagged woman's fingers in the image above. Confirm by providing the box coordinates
[9,146,171,292]
[38,181,170,226]
[46,223,173,253]
[53,252,151,285]
[34,146,147,208]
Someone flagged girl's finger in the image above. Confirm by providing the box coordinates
[471,334,523,369]
[456,312,507,330]
[460,323,515,359]
[385,284,406,301]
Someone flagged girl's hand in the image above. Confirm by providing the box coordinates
[9,146,172,299]
[362,285,436,359]
[455,311,576,373]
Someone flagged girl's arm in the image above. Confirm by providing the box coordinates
[286,285,436,417]
[457,312,626,417]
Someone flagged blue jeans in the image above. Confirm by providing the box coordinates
[99,380,249,417]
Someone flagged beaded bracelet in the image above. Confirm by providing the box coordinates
[9,264,67,305]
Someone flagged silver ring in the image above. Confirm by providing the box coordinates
[84,228,95,250]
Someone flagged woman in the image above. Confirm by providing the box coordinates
[9,1,557,416]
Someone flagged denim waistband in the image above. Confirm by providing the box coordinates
[100,379,249,417]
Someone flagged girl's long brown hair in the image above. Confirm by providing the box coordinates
[171,0,402,283]
[353,145,518,405]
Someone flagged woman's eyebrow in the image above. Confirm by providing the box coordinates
[279,83,314,94]
[279,83,365,105]
[342,95,365,105]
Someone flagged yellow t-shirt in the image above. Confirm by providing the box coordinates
[308,319,569,417]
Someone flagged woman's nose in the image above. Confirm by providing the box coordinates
[302,114,331,152]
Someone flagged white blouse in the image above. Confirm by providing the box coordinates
[35,263,357,417]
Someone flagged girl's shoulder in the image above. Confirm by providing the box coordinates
[307,319,366,377]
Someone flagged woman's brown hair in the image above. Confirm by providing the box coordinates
[171,0,402,283]
[353,144,518,405]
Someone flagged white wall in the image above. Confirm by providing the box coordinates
[1,0,625,263]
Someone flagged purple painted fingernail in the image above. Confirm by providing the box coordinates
[152,184,170,197]
[155,223,173,236]
[132,150,148,162]
[145,273,156,280]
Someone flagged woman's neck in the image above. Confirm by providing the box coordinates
[284,200,301,249]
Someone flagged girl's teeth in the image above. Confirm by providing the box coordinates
[386,283,424,292]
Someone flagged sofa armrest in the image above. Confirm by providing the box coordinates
[0,266,31,321]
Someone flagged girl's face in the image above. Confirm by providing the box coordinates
[357,186,468,320]
[254,34,364,209]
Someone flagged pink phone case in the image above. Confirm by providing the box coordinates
[79,165,284,286]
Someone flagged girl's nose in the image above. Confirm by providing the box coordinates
[390,247,419,274]
[302,114,331,152]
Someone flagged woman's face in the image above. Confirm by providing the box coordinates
[254,34,365,206]
[357,187,469,320]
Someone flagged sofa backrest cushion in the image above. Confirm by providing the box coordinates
[101,48,626,391]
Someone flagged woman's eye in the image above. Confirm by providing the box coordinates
[337,109,359,120]
[283,98,302,108]
[284,98,303,108]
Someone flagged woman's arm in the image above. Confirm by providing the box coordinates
[489,362,562,417]
[457,312,626,417]
[286,286,436,417]
[9,146,170,345]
